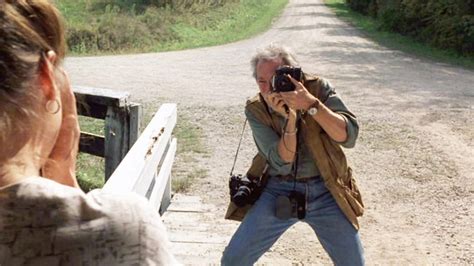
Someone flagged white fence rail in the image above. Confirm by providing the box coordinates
[102,103,177,214]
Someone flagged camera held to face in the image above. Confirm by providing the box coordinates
[271,66,303,92]
[229,174,261,207]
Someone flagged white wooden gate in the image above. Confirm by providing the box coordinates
[102,104,177,213]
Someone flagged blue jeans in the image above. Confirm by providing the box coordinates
[221,177,364,266]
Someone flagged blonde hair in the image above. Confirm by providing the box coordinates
[0,0,66,145]
[250,43,299,79]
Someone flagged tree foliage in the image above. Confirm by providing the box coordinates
[345,0,474,56]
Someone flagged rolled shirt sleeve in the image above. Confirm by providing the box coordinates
[319,78,359,148]
[245,108,293,176]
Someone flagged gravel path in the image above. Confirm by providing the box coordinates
[65,0,474,264]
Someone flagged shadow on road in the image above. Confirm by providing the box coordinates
[278,23,350,31]
[285,11,338,18]
[291,3,326,8]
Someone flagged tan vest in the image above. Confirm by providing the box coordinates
[251,74,364,229]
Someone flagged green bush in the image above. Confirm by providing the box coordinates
[67,27,98,53]
[345,0,474,56]
[66,4,155,53]
[96,6,151,51]
[346,0,371,14]
[65,2,176,53]
[378,8,403,31]
[139,7,177,42]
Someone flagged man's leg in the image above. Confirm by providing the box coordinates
[221,179,297,266]
[304,179,365,266]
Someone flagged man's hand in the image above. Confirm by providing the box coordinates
[280,75,348,142]
[42,69,81,189]
[279,74,318,111]
[262,92,292,117]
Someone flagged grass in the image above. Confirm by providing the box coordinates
[57,0,289,55]
[171,114,209,192]
[324,0,474,69]
[76,153,105,192]
[174,115,207,155]
[162,0,288,51]
[77,116,105,192]
[173,167,208,193]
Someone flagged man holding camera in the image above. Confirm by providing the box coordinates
[221,44,365,265]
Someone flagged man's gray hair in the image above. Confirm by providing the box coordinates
[250,43,299,79]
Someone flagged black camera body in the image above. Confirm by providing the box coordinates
[271,66,303,92]
[229,174,261,207]
[275,191,306,220]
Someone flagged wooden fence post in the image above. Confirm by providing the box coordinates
[129,103,142,147]
[104,106,129,180]
[74,86,143,183]
[103,103,142,181]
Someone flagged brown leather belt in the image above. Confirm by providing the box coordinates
[275,174,319,183]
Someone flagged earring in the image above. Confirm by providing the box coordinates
[45,99,61,114]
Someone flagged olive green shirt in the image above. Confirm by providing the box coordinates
[245,78,358,178]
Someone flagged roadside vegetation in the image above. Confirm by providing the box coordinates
[325,0,474,69]
[57,0,288,55]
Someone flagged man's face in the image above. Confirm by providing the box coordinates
[255,58,283,94]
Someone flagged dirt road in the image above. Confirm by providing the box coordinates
[65,0,474,264]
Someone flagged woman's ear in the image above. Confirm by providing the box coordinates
[38,50,58,101]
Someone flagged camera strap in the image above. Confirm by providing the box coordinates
[229,118,248,176]
[291,112,302,191]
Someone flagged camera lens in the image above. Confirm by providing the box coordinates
[232,186,251,207]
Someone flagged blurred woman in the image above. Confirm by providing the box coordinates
[0,1,178,264]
